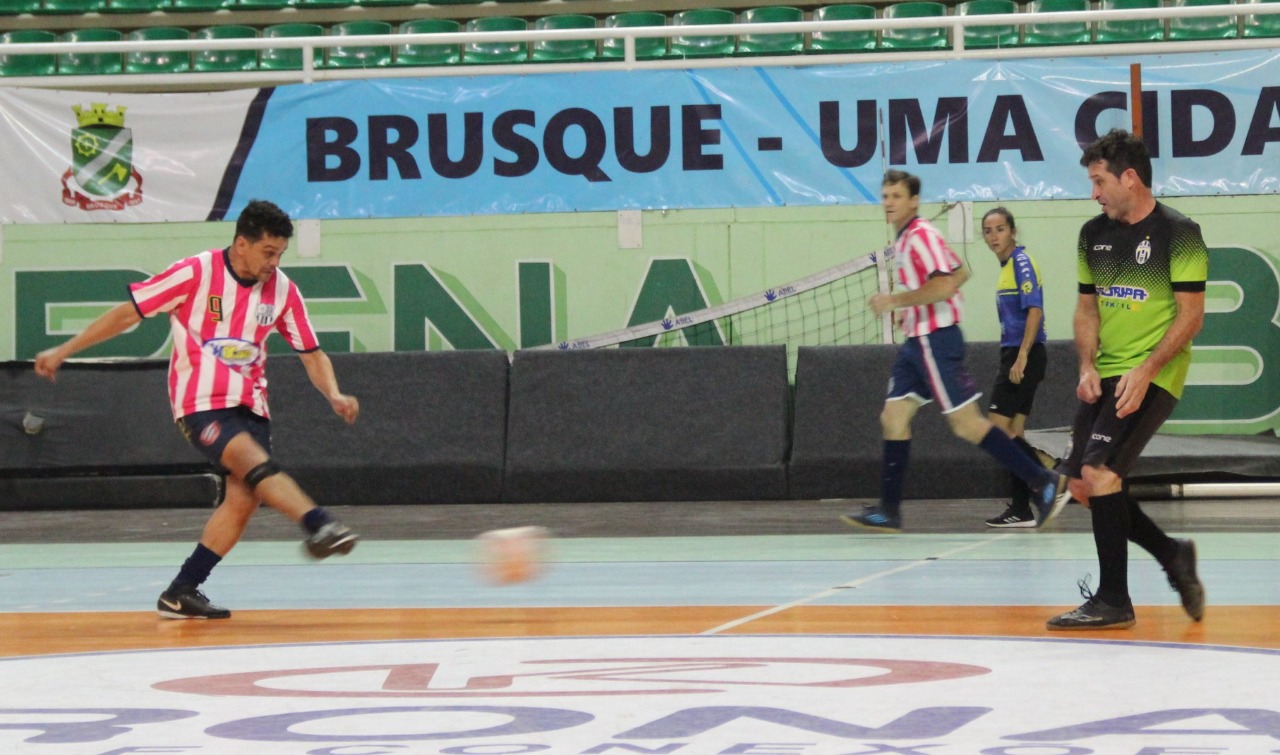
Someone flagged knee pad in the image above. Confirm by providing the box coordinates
[244,459,282,490]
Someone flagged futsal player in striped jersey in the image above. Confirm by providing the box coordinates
[35,199,360,619]
[841,171,1065,534]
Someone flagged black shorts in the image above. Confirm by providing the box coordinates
[177,406,273,469]
[988,343,1047,419]
[1058,376,1177,480]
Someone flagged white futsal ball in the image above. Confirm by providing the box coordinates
[476,526,549,585]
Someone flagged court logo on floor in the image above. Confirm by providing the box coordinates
[0,635,1276,753]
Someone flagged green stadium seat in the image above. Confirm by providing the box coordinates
[1096,0,1166,42]
[193,25,257,71]
[0,0,43,14]
[1022,0,1091,45]
[957,0,1019,47]
[58,27,123,74]
[809,4,877,53]
[1168,0,1239,39]
[125,26,190,73]
[104,0,168,12]
[1244,0,1280,36]
[531,14,597,62]
[395,18,460,66]
[295,0,351,7]
[326,20,392,68]
[670,7,736,58]
[0,29,56,76]
[229,0,290,9]
[261,22,323,69]
[462,17,527,64]
[424,0,481,7]
[360,0,415,6]
[736,6,804,55]
[169,0,224,10]
[40,0,105,13]
[880,1,949,50]
[600,11,667,59]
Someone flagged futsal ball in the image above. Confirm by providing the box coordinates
[477,525,549,585]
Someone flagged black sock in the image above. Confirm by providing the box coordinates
[302,507,334,535]
[979,428,1052,489]
[1008,472,1032,516]
[172,543,221,590]
[1126,492,1177,564]
[1089,492,1132,606]
[880,440,910,518]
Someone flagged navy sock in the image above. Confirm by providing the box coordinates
[1007,437,1036,515]
[1089,492,1132,606]
[979,427,1052,489]
[172,543,221,590]
[302,507,334,535]
[880,440,910,518]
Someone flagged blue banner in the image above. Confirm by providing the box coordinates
[3,50,1278,224]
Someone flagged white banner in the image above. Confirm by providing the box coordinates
[0,86,261,223]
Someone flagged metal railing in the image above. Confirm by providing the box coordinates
[1,2,1278,91]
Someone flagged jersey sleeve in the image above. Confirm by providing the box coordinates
[909,222,960,277]
[1013,250,1045,310]
[1170,217,1209,291]
[275,281,322,353]
[1076,226,1094,292]
[128,256,199,318]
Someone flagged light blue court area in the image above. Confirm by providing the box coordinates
[0,533,1276,613]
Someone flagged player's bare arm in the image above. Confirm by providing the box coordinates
[1011,307,1044,384]
[34,302,143,381]
[298,349,360,424]
[1074,293,1102,403]
[1115,290,1205,418]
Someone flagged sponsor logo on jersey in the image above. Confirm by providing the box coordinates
[1136,238,1152,264]
[1095,284,1148,301]
[1021,280,1034,295]
[205,337,260,367]
[1093,244,1112,251]
[254,303,276,327]
[1091,432,1112,442]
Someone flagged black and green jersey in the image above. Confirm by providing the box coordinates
[1077,202,1208,399]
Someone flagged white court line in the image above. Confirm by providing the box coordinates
[700,533,1016,635]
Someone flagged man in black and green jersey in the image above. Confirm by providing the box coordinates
[1048,129,1208,631]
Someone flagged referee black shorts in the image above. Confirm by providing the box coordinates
[1058,375,1177,480]
[988,342,1047,419]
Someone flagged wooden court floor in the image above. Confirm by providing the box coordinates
[2,498,1278,656]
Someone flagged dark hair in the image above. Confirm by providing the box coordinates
[1079,129,1153,188]
[235,199,294,242]
[882,169,921,198]
[982,206,1016,232]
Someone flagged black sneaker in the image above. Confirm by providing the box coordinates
[985,506,1037,528]
[1032,474,1070,529]
[304,521,359,559]
[839,506,902,534]
[157,585,231,620]
[1164,538,1206,622]
[1047,580,1135,630]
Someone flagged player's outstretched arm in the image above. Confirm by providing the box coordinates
[297,349,360,424]
[34,302,142,382]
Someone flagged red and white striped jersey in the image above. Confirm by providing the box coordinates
[128,248,320,421]
[892,216,965,337]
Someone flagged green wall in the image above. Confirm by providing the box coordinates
[3,194,1277,434]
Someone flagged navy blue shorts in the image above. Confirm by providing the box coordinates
[177,406,273,468]
[1058,376,1177,479]
[886,325,981,413]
